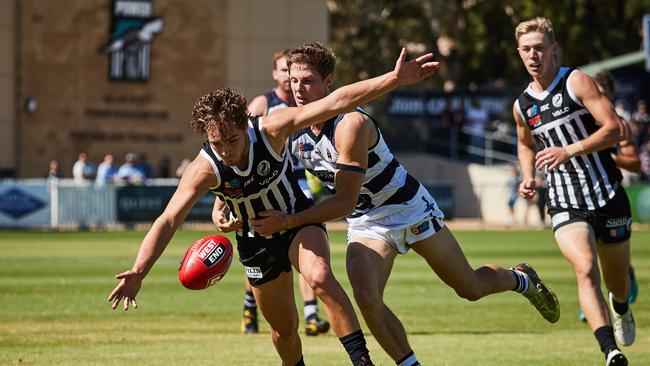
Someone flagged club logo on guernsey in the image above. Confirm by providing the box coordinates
[257,160,271,176]
[552,93,563,107]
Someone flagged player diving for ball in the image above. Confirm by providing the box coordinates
[251,41,561,366]
[107,47,439,366]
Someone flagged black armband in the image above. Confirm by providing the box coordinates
[335,163,366,174]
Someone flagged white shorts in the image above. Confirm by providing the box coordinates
[347,187,445,254]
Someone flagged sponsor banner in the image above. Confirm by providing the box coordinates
[626,185,650,223]
[424,185,454,219]
[116,185,215,222]
[0,182,50,227]
[386,91,517,121]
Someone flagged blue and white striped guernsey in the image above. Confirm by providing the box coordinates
[200,117,312,238]
[288,107,422,224]
[515,67,622,210]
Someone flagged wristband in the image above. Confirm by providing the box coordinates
[286,214,301,229]
[564,141,585,157]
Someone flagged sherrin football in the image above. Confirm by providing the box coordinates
[178,235,234,290]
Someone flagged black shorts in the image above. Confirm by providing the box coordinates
[548,187,632,244]
[236,224,326,286]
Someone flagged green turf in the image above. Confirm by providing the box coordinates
[0,229,648,365]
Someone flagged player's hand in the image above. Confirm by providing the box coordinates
[518,178,537,199]
[108,270,143,311]
[250,210,288,236]
[213,210,242,233]
[393,47,440,86]
[535,147,571,172]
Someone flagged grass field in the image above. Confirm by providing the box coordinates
[0,228,648,365]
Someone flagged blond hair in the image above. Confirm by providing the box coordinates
[515,17,555,43]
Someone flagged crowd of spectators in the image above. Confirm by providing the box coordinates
[47,153,189,185]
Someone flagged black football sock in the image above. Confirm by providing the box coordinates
[594,325,618,356]
[340,330,372,365]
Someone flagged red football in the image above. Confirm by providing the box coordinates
[178,235,234,290]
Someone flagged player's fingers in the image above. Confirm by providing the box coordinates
[123,297,130,311]
[132,298,138,309]
[115,271,132,279]
[397,47,407,64]
[107,287,121,301]
[111,296,122,310]
[414,52,434,63]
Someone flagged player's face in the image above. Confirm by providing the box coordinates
[206,126,248,167]
[289,63,331,106]
[517,32,557,78]
[272,56,291,93]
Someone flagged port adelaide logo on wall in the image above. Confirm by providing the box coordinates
[100,0,164,81]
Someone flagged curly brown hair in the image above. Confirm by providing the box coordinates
[287,41,336,79]
[190,88,249,137]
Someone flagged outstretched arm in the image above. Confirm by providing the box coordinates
[264,48,439,143]
[107,155,216,310]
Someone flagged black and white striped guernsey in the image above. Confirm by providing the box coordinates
[200,117,312,238]
[288,107,422,223]
[515,67,622,210]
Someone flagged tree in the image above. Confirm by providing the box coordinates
[328,0,650,90]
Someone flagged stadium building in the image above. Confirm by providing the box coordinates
[0,0,328,178]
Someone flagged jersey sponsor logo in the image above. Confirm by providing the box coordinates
[540,103,550,112]
[410,219,430,235]
[299,142,314,152]
[257,160,271,176]
[245,266,263,279]
[551,211,570,228]
[551,106,570,117]
[527,114,542,128]
[526,104,539,117]
[224,179,240,190]
[223,178,243,197]
[606,217,631,228]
